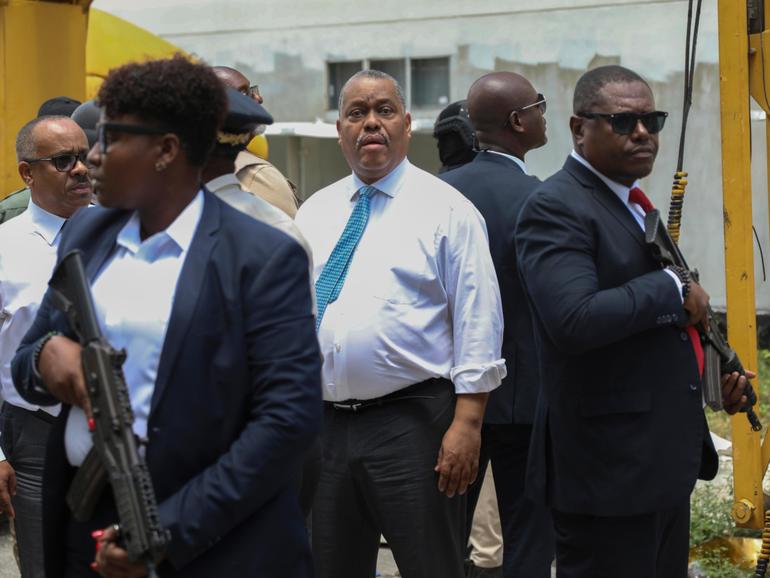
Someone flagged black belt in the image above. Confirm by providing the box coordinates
[325,377,449,412]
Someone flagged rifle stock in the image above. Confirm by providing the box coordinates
[48,250,170,574]
[644,210,761,432]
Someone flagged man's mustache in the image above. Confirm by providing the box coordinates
[357,132,389,148]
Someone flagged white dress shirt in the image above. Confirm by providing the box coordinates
[64,191,204,466]
[296,158,505,402]
[206,173,312,259]
[486,150,528,174]
[570,150,683,297]
[0,200,64,461]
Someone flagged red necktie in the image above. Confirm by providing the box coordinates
[628,186,704,375]
[629,186,655,214]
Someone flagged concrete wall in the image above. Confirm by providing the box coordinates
[92,0,770,313]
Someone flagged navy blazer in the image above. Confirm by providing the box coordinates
[12,190,322,576]
[441,151,541,424]
[514,156,717,517]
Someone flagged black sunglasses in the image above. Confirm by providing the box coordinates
[96,122,175,153]
[25,151,88,172]
[577,111,668,135]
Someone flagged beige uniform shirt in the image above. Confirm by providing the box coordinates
[235,151,300,218]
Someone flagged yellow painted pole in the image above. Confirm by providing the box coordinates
[719,0,763,528]
[0,0,92,199]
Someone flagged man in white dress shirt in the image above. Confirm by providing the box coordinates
[295,69,505,578]
[0,116,91,577]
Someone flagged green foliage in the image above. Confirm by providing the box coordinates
[691,352,770,575]
[691,548,752,578]
[690,481,735,547]
[689,465,759,576]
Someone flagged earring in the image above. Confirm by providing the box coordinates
[155,161,167,172]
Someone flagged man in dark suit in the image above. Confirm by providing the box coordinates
[514,65,750,578]
[12,56,321,577]
[441,71,554,578]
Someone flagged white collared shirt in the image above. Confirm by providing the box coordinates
[206,173,313,259]
[296,159,506,402]
[0,199,65,460]
[486,150,529,174]
[64,191,204,466]
[570,150,683,297]
[205,174,316,315]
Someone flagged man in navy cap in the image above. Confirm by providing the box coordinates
[213,65,301,218]
[201,87,311,259]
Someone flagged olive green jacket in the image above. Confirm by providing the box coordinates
[0,188,30,224]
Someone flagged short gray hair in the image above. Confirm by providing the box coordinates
[15,116,70,162]
[338,69,406,113]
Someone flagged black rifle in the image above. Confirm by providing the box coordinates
[48,250,170,577]
[644,210,762,432]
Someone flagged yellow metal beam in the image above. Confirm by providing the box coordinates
[0,0,91,199]
[719,0,764,529]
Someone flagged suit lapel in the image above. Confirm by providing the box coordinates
[151,191,221,413]
[563,157,646,250]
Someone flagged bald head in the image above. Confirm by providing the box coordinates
[467,72,547,157]
[468,72,535,131]
[213,66,248,89]
[213,66,263,103]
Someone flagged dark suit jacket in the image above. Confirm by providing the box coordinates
[514,156,717,517]
[441,151,541,424]
[12,190,322,576]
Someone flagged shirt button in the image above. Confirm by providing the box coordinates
[680,332,689,341]
[335,343,341,352]
[689,383,698,391]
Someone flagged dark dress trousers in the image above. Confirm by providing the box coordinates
[12,190,322,577]
[514,156,717,577]
[441,151,554,578]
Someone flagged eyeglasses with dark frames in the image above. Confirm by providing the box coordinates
[24,151,89,172]
[504,93,547,127]
[577,111,669,135]
[96,122,175,154]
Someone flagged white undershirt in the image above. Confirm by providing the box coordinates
[64,191,204,466]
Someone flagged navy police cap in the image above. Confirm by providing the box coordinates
[222,87,273,134]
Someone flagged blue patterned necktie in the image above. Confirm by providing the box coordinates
[315,185,377,330]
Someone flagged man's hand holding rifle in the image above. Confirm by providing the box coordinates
[645,210,759,428]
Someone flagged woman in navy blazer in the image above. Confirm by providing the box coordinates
[12,56,321,577]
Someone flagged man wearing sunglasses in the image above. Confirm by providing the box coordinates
[0,96,84,225]
[0,115,91,578]
[514,65,750,578]
[441,71,553,578]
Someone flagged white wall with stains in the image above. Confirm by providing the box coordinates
[93,0,770,313]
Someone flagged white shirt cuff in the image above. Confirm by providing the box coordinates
[450,359,507,394]
[664,269,684,304]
